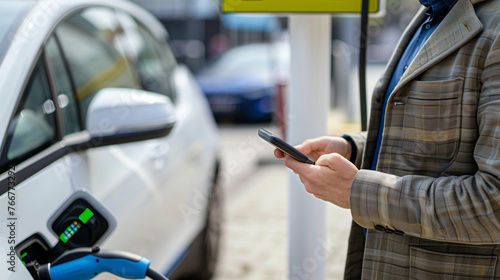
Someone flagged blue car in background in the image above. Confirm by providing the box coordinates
[196,42,289,123]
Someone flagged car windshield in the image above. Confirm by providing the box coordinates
[0,1,35,64]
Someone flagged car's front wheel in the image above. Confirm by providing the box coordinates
[197,170,222,279]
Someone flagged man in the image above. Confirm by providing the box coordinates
[275,0,500,278]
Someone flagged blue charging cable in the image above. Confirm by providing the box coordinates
[37,246,168,280]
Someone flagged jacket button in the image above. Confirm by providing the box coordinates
[394,230,405,236]
[374,225,385,232]
[384,228,395,234]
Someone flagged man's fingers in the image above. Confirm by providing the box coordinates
[294,144,308,153]
[284,155,315,175]
[316,153,344,169]
[274,149,285,158]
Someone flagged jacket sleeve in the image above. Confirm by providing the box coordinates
[343,132,367,169]
[350,31,500,244]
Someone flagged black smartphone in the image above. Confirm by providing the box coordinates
[258,128,315,165]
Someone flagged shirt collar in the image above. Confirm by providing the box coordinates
[419,0,458,20]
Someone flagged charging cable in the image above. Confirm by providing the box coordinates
[359,0,370,131]
[36,246,168,280]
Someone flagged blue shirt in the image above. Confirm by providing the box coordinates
[370,0,458,170]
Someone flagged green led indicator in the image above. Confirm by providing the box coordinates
[79,208,94,224]
[59,221,82,243]
[60,232,70,243]
[20,252,28,266]
[59,208,94,243]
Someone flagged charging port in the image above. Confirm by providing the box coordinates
[51,198,110,249]
[16,233,52,278]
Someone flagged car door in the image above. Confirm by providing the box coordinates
[51,7,214,274]
[50,7,168,260]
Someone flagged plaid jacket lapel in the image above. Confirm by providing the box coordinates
[393,0,483,95]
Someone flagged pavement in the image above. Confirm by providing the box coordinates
[212,123,354,280]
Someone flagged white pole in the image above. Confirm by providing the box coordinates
[287,15,331,280]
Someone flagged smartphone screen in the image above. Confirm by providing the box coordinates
[258,128,315,165]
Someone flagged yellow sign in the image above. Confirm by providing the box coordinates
[222,0,380,14]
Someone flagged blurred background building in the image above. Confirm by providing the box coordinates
[130,0,286,71]
[131,0,421,121]
[131,0,421,128]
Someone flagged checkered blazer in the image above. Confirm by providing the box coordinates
[344,0,500,278]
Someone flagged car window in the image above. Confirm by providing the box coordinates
[117,11,177,102]
[55,7,139,123]
[0,59,58,173]
[46,36,81,135]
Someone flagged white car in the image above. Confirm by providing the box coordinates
[0,0,221,279]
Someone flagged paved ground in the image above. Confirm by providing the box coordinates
[212,124,353,280]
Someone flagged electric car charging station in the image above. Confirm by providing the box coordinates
[0,0,387,279]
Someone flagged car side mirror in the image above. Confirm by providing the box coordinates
[85,88,176,147]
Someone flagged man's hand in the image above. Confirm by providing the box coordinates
[284,153,357,208]
[274,136,352,161]
[274,136,357,208]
